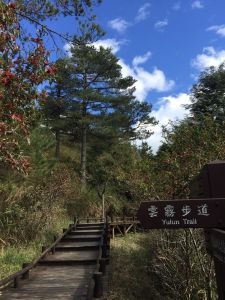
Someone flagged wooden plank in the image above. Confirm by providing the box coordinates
[116,225,123,236]
[125,224,134,233]
[41,250,99,261]
[69,230,103,236]
[56,241,100,247]
[62,235,101,242]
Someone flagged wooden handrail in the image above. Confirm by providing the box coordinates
[78,217,105,223]
[77,216,139,224]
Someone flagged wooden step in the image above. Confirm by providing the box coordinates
[38,259,97,266]
[2,287,89,299]
[76,223,104,228]
[41,250,99,261]
[69,230,103,235]
[62,235,101,242]
[76,227,103,231]
[0,221,108,300]
[56,241,100,248]
[56,245,99,251]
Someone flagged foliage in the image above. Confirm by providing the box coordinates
[0,1,57,171]
[109,231,217,300]
[109,233,169,300]
[152,229,216,300]
[44,41,156,187]
[0,215,71,279]
[14,0,103,20]
[0,0,103,171]
[188,64,225,122]
[153,117,225,200]
[0,164,71,243]
[65,187,101,218]
[67,40,155,140]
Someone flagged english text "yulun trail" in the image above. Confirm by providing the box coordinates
[162,218,197,225]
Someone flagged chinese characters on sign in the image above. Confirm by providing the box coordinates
[138,198,225,229]
[198,204,209,216]
[148,204,210,218]
[148,205,158,218]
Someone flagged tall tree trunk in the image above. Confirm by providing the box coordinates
[81,73,88,189]
[81,124,87,188]
[55,129,60,159]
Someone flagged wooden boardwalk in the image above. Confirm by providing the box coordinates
[0,222,109,300]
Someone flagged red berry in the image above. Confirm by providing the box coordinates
[9,2,16,9]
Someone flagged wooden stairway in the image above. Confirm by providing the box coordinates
[0,222,109,300]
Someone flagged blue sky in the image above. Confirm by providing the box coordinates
[46,0,225,152]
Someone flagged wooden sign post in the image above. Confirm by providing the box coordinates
[202,161,225,300]
[137,160,225,300]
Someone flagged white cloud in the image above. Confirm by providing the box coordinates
[119,58,175,102]
[132,51,152,67]
[135,3,151,22]
[64,42,72,57]
[192,47,225,70]
[64,39,125,57]
[191,0,204,9]
[172,2,181,11]
[108,18,130,34]
[146,93,191,153]
[93,38,125,54]
[207,25,225,38]
[155,19,168,31]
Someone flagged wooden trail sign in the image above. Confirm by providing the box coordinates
[137,198,225,229]
[137,161,225,300]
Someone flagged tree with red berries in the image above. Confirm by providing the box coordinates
[0,0,102,172]
[0,2,59,171]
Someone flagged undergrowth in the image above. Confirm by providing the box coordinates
[0,216,71,280]
[108,231,217,300]
[108,232,167,300]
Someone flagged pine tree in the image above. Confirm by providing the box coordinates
[68,40,156,187]
[44,37,156,187]
[188,64,225,123]
[42,59,75,159]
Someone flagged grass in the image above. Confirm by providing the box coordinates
[0,216,72,280]
[0,243,40,280]
[108,232,169,300]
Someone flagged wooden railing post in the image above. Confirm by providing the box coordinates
[93,272,103,298]
[102,244,108,258]
[99,258,109,275]
[22,263,30,279]
[14,276,20,288]
[41,246,48,259]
